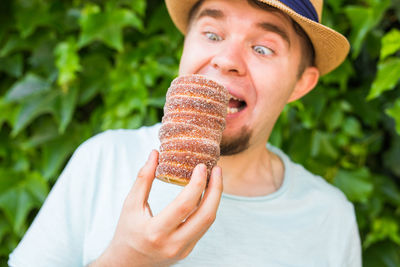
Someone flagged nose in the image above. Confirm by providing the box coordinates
[211,42,246,76]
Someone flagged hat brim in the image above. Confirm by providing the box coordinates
[165,0,350,76]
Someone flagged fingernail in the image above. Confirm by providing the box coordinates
[193,164,206,176]
[197,164,206,173]
[214,166,222,177]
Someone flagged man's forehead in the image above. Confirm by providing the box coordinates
[194,0,293,25]
[197,7,224,20]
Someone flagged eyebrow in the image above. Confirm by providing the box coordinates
[195,8,291,47]
[197,8,225,20]
[257,22,291,47]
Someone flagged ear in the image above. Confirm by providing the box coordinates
[287,66,320,103]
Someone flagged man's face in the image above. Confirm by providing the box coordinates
[179,0,313,155]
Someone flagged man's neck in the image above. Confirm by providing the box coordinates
[218,144,285,197]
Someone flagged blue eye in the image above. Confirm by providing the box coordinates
[205,32,222,41]
[253,45,273,55]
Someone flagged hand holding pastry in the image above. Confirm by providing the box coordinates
[90,150,223,267]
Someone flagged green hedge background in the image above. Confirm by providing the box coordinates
[0,0,399,265]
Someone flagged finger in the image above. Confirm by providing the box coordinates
[129,150,159,208]
[154,164,208,232]
[199,166,221,207]
[175,166,223,241]
[169,167,223,258]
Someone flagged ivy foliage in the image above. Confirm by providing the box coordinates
[0,0,399,265]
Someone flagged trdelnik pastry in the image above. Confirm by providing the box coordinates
[156,74,229,186]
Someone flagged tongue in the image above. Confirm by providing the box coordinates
[229,99,242,108]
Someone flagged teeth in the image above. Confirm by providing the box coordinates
[230,96,242,101]
[227,107,240,114]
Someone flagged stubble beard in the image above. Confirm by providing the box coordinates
[220,126,251,156]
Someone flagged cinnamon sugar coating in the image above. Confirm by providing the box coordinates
[160,139,220,158]
[167,84,229,103]
[159,122,221,143]
[162,112,225,131]
[164,96,227,117]
[156,163,212,183]
[156,74,229,186]
[159,150,217,169]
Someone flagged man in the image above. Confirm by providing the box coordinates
[9,0,361,266]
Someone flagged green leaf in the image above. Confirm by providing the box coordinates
[386,98,400,135]
[53,86,78,134]
[125,114,143,129]
[321,60,354,91]
[11,91,58,137]
[364,217,400,248]
[363,241,400,267]
[0,1,13,33]
[345,0,391,58]
[333,167,374,203]
[395,0,400,21]
[375,175,400,206]
[368,58,400,100]
[286,129,312,164]
[298,89,327,128]
[79,54,111,105]
[342,117,363,138]
[28,37,56,75]
[0,172,48,235]
[129,0,146,16]
[14,0,52,38]
[5,73,51,102]
[383,135,400,176]
[20,117,59,149]
[346,89,381,127]
[24,172,49,204]
[0,31,52,57]
[41,125,88,181]
[381,28,400,60]
[0,219,10,243]
[0,170,18,195]
[0,35,26,57]
[78,4,143,51]
[311,131,339,159]
[148,96,166,108]
[325,0,345,13]
[323,103,344,132]
[54,38,81,88]
[0,99,17,130]
[0,189,33,234]
[0,54,23,77]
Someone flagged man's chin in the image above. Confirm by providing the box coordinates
[220,126,251,156]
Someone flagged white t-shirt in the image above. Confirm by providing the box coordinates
[9,124,361,267]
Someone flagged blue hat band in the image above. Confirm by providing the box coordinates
[278,0,319,23]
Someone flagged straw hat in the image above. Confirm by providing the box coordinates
[165,0,350,76]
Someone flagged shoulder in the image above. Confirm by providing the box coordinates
[73,123,161,160]
[53,123,162,191]
[269,144,354,215]
[81,123,161,151]
[61,123,162,189]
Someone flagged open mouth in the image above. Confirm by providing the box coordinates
[227,96,247,114]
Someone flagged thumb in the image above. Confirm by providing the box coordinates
[129,150,159,209]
